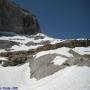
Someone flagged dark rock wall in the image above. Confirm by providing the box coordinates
[0,0,41,34]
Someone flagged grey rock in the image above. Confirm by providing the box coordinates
[0,0,41,35]
[28,54,68,79]
[0,40,19,49]
[27,50,90,80]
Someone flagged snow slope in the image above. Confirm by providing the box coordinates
[0,33,90,90]
[0,64,90,90]
[30,66,90,90]
[0,63,37,90]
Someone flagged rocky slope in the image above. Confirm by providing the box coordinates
[0,0,41,34]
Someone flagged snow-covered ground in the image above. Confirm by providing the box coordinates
[30,66,90,90]
[0,63,36,89]
[73,47,90,55]
[10,44,42,51]
[0,57,8,61]
[35,47,73,59]
[0,63,90,90]
[0,33,90,90]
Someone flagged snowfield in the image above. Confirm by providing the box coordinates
[0,63,90,90]
[30,66,90,90]
[0,33,90,90]
[73,47,90,55]
[0,63,37,89]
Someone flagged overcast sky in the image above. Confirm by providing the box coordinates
[16,0,90,39]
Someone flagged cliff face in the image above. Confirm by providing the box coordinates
[0,0,41,34]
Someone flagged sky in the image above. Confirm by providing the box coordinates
[15,0,90,39]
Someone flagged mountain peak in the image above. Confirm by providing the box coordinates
[0,0,41,35]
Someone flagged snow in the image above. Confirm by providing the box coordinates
[0,33,64,46]
[30,33,63,44]
[0,63,90,90]
[0,33,90,90]
[29,66,90,90]
[50,39,64,44]
[0,33,60,44]
[73,47,90,55]
[36,33,64,44]
[35,47,73,59]
[0,49,6,53]
[0,35,34,44]
[52,56,67,65]
[76,38,89,40]
[10,44,42,51]
[34,33,46,37]
[0,57,8,61]
[0,63,37,90]
[0,33,48,52]
[0,33,66,54]
[0,33,64,53]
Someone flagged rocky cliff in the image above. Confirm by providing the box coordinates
[0,0,41,34]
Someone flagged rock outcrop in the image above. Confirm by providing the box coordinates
[0,0,41,34]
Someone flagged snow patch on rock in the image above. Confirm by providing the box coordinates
[73,47,90,55]
[35,47,73,59]
[52,56,67,65]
